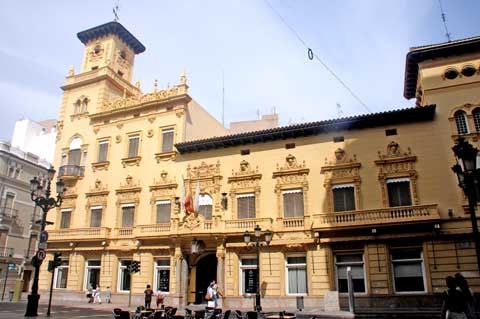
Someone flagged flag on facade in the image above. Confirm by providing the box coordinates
[180,175,185,213]
[193,181,200,212]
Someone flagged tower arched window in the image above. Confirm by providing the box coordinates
[198,194,213,220]
[73,97,89,114]
[454,110,469,135]
[473,108,480,132]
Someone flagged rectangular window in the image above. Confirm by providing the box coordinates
[156,201,171,224]
[68,149,81,166]
[286,256,307,295]
[60,210,72,229]
[84,260,101,290]
[335,253,366,293]
[198,195,213,220]
[54,260,69,289]
[154,259,170,292]
[283,189,304,217]
[237,193,255,219]
[118,260,132,292]
[90,206,102,228]
[3,193,15,215]
[97,141,109,162]
[121,205,135,227]
[240,257,258,294]
[391,249,425,293]
[387,178,412,207]
[161,129,174,153]
[332,185,355,212]
[128,135,140,158]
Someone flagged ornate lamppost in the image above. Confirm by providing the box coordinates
[243,225,272,312]
[452,137,480,272]
[25,167,65,317]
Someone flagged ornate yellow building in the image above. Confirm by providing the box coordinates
[39,21,480,310]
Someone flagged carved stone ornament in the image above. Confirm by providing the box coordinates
[150,171,178,203]
[89,41,104,62]
[187,161,221,179]
[147,129,154,138]
[179,213,203,230]
[116,175,142,206]
[115,135,122,143]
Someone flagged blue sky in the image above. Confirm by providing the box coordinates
[0,0,478,141]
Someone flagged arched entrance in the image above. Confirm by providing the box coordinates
[194,253,217,304]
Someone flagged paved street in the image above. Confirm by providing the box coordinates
[0,302,112,318]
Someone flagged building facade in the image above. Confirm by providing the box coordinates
[0,140,50,298]
[39,21,480,309]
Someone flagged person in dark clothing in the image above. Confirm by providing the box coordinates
[455,273,476,319]
[144,284,154,309]
[441,276,467,319]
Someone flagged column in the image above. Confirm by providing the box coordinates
[174,245,183,297]
[216,244,226,308]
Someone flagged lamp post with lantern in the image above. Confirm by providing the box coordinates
[243,225,272,312]
[25,167,65,317]
[451,137,480,272]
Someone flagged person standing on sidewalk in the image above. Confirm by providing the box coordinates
[144,284,154,309]
[93,285,102,304]
[105,286,112,304]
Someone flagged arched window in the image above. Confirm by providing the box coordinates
[454,110,469,135]
[198,194,213,220]
[68,137,83,166]
[473,108,480,132]
[73,96,89,114]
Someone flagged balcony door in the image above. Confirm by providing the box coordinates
[68,137,82,166]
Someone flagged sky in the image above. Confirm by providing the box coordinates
[0,0,479,142]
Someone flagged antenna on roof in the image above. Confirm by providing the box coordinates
[113,0,120,22]
[336,103,344,117]
[222,69,225,127]
[438,0,451,42]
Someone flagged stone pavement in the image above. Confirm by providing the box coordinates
[0,299,354,319]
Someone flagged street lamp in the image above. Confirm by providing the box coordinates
[25,167,65,317]
[243,225,272,312]
[451,137,480,272]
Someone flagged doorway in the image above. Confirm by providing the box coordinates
[194,253,217,304]
[23,270,32,292]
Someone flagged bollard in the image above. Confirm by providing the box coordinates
[296,295,304,311]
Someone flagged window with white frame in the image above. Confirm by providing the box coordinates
[335,253,366,293]
[154,259,170,292]
[286,255,307,295]
[237,193,255,219]
[391,249,425,293]
[332,184,355,212]
[454,110,469,135]
[128,135,140,158]
[54,260,69,289]
[121,204,135,227]
[283,189,304,217]
[198,194,213,220]
[386,178,412,207]
[240,257,258,294]
[161,129,174,153]
[60,209,72,229]
[118,260,132,292]
[156,200,171,224]
[90,206,102,228]
[97,140,109,162]
[84,260,101,290]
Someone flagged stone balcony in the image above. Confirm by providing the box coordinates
[58,165,85,180]
[313,204,440,231]
[48,227,110,242]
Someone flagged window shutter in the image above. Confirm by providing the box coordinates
[388,181,412,207]
[237,195,255,219]
[333,187,355,212]
[61,211,71,229]
[128,136,139,157]
[90,208,102,227]
[156,202,171,223]
[162,130,174,153]
[68,149,81,165]
[97,142,109,162]
[198,204,212,220]
[122,206,135,227]
[283,191,304,217]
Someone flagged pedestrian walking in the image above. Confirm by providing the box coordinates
[86,285,94,303]
[93,285,102,304]
[441,276,467,319]
[455,273,476,319]
[206,281,218,308]
[144,284,154,309]
[105,286,112,304]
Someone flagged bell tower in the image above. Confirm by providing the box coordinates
[77,21,146,82]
